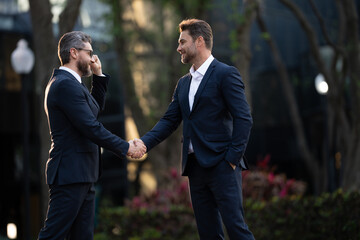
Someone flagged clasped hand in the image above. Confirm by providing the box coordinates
[127,138,147,159]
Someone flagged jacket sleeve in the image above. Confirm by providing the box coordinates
[90,73,110,111]
[55,79,129,157]
[141,79,183,151]
[221,66,253,166]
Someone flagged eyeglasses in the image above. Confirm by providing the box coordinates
[74,48,94,57]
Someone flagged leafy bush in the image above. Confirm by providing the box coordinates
[95,164,359,240]
[95,190,360,240]
[125,168,192,212]
[95,205,198,240]
[243,154,307,201]
[95,168,198,239]
[246,190,360,240]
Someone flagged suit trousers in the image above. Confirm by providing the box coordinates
[38,182,95,240]
[186,153,255,240]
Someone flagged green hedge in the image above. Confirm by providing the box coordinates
[95,205,199,240]
[247,190,360,240]
[95,190,360,240]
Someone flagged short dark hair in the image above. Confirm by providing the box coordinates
[58,31,92,65]
[179,19,213,51]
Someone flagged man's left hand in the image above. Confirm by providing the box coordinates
[90,55,103,76]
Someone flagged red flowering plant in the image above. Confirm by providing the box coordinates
[125,168,192,213]
[96,169,197,240]
[95,160,307,239]
[125,154,306,211]
[242,154,307,201]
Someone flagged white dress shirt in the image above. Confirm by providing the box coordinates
[59,66,82,84]
[188,55,214,153]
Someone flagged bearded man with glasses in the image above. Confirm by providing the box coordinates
[38,31,146,240]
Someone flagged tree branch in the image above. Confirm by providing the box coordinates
[308,0,337,50]
[334,0,348,88]
[341,0,360,122]
[59,0,83,36]
[232,0,260,108]
[279,0,351,154]
[279,0,335,86]
[256,7,322,193]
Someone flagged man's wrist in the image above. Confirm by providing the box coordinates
[94,72,105,77]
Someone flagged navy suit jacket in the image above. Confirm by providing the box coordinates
[141,59,252,174]
[44,69,129,185]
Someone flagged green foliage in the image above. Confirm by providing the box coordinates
[229,30,240,51]
[247,190,360,240]
[95,189,360,240]
[95,206,198,240]
[260,32,271,40]
[158,0,212,18]
[95,166,360,240]
[95,168,198,239]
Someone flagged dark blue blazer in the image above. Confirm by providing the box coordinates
[141,59,252,174]
[44,69,129,185]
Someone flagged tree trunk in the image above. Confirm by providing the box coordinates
[279,0,360,191]
[255,7,323,194]
[109,0,177,189]
[232,0,259,108]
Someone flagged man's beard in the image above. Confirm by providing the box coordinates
[77,59,92,77]
[181,49,196,64]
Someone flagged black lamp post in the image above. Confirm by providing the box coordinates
[314,73,334,191]
[10,39,34,240]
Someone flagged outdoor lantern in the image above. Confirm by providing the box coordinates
[11,39,34,74]
[314,73,328,95]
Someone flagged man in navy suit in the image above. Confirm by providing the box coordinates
[38,31,145,240]
[137,19,255,239]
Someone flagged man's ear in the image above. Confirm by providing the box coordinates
[196,36,205,48]
[69,48,77,59]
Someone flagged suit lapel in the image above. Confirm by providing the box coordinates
[190,60,217,114]
[80,83,100,110]
[59,70,100,110]
[181,74,192,117]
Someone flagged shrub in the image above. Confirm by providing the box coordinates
[95,205,198,240]
[95,190,360,240]
[246,190,360,240]
[95,168,198,239]
[95,164,359,240]
[242,154,307,201]
[125,168,192,212]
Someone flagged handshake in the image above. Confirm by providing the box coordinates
[127,138,147,159]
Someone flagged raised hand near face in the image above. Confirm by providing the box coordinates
[90,55,103,76]
[127,138,147,159]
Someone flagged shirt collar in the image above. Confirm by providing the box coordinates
[59,66,82,83]
[189,55,214,77]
